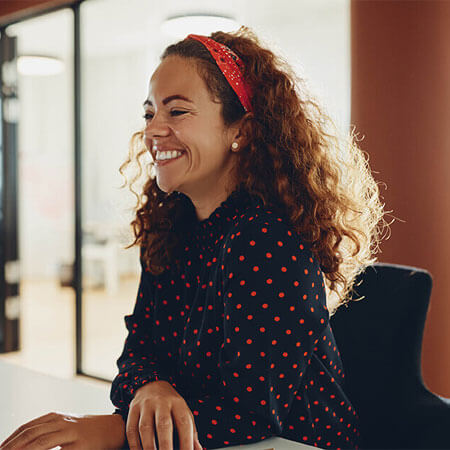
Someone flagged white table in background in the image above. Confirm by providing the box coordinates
[0,360,312,449]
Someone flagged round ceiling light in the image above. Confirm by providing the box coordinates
[17,55,64,76]
[161,14,240,39]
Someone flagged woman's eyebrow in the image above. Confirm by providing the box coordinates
[143,95,194,107]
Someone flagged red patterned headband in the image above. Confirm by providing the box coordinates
[186,34,253,113]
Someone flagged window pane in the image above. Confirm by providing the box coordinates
[0,9,75,378]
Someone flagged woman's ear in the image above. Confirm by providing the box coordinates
[230,112,253,151]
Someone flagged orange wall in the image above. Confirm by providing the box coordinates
[351,0,450,395]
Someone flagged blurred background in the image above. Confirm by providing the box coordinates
[0,0,449,398]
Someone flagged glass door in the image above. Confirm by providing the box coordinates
[0,9,76,378]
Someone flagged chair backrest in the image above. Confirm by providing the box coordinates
[330,263,433,448]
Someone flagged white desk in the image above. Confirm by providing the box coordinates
[0,360,312,449]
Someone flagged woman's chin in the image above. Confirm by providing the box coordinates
[156,177,182,194]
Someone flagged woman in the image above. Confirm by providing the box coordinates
[0,28,387,450]
[109,29,387,450]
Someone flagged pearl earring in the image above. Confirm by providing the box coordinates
[231,142,239,150]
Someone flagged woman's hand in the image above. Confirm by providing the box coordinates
[0,412,126,450]
[127,380,203,450]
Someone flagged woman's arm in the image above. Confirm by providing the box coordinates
[0,413,126,450]
[110,258,175,421]
[107,413,127,447]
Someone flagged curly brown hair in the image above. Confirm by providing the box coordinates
[119,26,390,315]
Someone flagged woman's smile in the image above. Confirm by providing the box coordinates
[154,150,186,166]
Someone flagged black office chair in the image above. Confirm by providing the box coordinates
[330,263,450,449]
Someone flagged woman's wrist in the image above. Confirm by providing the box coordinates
[91,413,126,449]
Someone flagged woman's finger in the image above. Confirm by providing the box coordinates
[21,429,76,450]
[191,413,202,449]
[187,408,202,450]
[154,408,173,450]
[126,406,143,450]
[0,412,57,448]
[1,420,64,450]
[59,441,89,450]
[172,406,194,450]
[138,410,157,450]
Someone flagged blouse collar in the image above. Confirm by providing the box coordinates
[197,187,255,228]
[180,187,261,248]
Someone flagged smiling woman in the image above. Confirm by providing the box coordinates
[108,26,387,450]
[0,26,388,450]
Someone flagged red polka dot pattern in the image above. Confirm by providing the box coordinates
[110,190,360,449]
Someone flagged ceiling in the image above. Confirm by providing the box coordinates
[6,0,350,126]
[6,0,348,59]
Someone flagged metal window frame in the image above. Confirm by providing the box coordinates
[0,32,20,355]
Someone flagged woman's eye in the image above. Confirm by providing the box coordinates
[171,110,187,116]
[142,110,186,121]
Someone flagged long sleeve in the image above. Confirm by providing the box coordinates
[184,217,329,449]
[110,258,175,422]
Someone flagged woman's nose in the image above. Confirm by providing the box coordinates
[144,113,170,140]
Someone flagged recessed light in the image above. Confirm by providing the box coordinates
[161,14,240,39]
[17,55,64,76]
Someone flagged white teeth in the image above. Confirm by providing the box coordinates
[155,150,183,161]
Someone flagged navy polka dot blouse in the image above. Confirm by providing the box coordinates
[110,189,360,449]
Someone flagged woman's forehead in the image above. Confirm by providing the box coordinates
[148,56,204,103]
